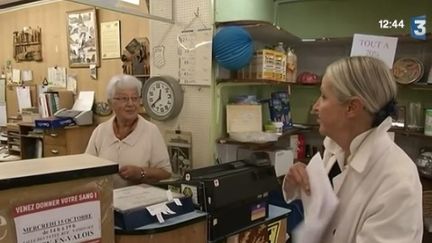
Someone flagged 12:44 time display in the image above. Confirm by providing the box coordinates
[378,19,405,29]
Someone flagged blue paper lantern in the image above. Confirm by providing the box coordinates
[213,26,254,70]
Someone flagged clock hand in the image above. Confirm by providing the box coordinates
[151,89,162,107]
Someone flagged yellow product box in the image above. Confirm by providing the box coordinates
[273,51,287,82]
[251,49,275,80]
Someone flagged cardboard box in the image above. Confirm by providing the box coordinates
[251,49,275,80]
[34,116,75,129]
[226,104,262,133]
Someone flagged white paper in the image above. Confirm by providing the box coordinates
[22,70,33,82]
[100,21,121,59]
[12,69,21,84]
[72,91,94,111]
[113,185,183,212]
[146,202,168,216]
[173,198,182,206]
[0,78,5,102]
[178,27,213,86]
[16,86,32,112]
[294,153,339,243]
[166,190,173,201]
[0,104,6,126]
[146,203,176,223]
[350,34,398,68]
[37,84,48,97]
[48,67,67,88]
[67,75,77,94]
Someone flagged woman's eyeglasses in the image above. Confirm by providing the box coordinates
[112,96,140,103]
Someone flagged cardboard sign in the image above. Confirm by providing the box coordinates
[350,33,398,68]
[14,192,101,243]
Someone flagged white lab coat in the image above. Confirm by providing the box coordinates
[287,117,424,243]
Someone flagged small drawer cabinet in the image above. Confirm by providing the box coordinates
[43,126,94,157]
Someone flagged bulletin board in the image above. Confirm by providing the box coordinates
[150,0,212,86]
[150,0,214,168]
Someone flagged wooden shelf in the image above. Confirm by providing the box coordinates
[217,79,291,85]
[216,20,301,45]
[398,84,432,91]
[14,42,41,46]
[217,137,276,149]
[217,125,318,147]
[391,128,432,139]
[21,134,44,139]
[134,74,150,78]
[295,33,431,46]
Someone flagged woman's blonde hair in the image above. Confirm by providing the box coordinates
[106,74,142,100]
[325,56,397,115]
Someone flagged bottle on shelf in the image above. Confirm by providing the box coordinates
[286,48,297,83]
[274,42,285,53]
[273,42,287,82]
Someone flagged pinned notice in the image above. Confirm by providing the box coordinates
[350,33,398,68]
[16,86,32,112]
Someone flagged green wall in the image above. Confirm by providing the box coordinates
[276,0,432,39]
[215,0,274,23]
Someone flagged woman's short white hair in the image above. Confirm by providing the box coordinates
[325,56,397,114]
[106,74,142,99]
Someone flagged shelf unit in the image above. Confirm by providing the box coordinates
[13,27,42,62]
[214,21,304,155]
[0,127,7,149]
[6,123,20,157]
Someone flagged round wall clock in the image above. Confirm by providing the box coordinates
[142,76,184,121]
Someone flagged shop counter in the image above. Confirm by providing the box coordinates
[0,153,118,243]
[115,204,289,243]
[115,210,208,243]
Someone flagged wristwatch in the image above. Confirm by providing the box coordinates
[140,168,147,179]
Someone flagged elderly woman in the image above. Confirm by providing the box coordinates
[86,74,172,188]
[283,56,423,242]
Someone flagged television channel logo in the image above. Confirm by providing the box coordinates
[410,15,426,40]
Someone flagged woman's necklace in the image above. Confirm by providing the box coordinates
[113,117,138,140]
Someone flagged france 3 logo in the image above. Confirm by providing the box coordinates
[410,15,427,40]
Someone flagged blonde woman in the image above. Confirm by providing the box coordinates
[283,56,423,242]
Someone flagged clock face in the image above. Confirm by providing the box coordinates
[142,76,184,121]
[146,80,174,116]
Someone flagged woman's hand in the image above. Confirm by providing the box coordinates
[119,165,143,183]
[284,162,310,196]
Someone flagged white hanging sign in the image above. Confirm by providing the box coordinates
[350,33,398,68]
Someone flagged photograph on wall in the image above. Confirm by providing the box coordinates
[166,130,192,176]
[66,8,99,68]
